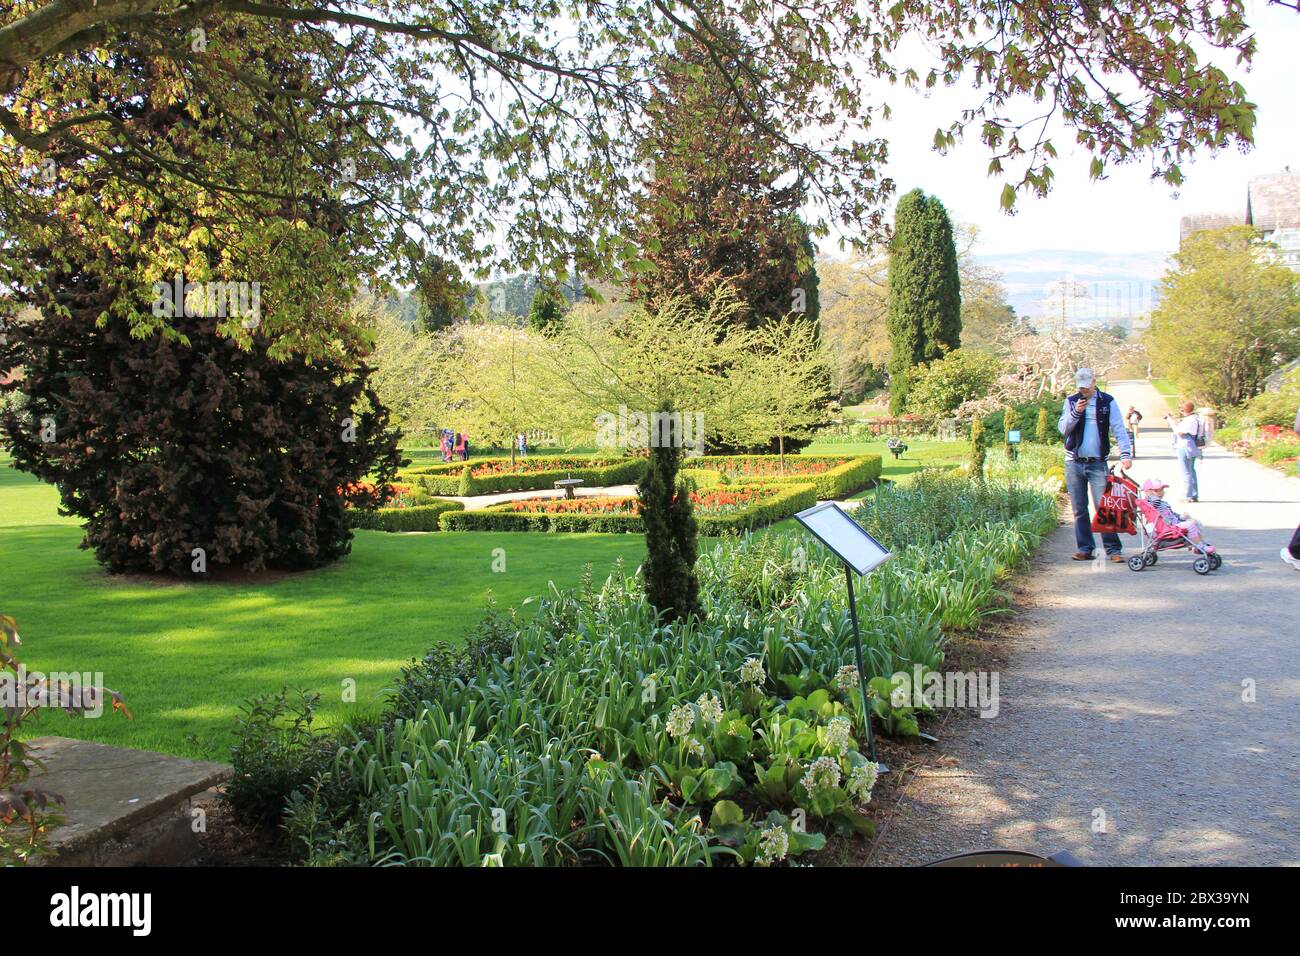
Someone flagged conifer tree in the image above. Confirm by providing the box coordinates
[887,189,962,412]
[637,406,701,623]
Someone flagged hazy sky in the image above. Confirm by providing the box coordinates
[870,0,1300,256]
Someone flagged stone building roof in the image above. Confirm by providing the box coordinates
[1179,211,1242,243]
[1247,172,1300,233]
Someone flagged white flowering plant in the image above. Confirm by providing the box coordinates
[708,800,826,867]
[868,675,920,737]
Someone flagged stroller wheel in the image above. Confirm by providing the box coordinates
[1193,556,1212,575]
[1209,553,1222,570]
[1144,552,1158,567]
[1127,554,1147,572]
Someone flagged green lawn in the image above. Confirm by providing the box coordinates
[1152,377,1181,402]
[1,458,645,760]
[2,436,962,761]
[805,437,966,494]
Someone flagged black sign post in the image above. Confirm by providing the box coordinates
[794,502,894,772]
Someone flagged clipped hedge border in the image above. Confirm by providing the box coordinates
[682,454,881,499]
[398,457,646,495]
[441,483,817,535]
[348,498,465,532]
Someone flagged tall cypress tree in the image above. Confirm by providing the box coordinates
[886,189,962,412]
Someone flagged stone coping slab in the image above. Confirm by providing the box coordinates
[24,736,232,860]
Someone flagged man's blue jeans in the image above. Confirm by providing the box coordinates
[1065,459,1121,556]
[1177,447,1199,500]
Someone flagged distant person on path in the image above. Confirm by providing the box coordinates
[518,432,528,458]
[1282,403,1300,572]
[1058,368,1134,562]
[1126,406,1143,456]
[453,432,466,461]
[1164,401,1204,502]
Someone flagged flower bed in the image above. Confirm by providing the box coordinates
[229,471,1059,866]
[442,483,817,534]
[682,454,882,499]
[398,456,646,495]
[1225,428,1299,475]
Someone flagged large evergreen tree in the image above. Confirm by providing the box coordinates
[630,41,817,329]
[886,189,962,413]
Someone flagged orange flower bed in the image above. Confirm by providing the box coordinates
[699,458,850,478]
[498,486,780,517]
[469,457,615,478]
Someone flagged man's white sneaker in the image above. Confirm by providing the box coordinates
[1280,548,1300,571]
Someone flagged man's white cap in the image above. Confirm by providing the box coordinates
[1075,367,1096,388]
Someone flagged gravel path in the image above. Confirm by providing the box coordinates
[872,380,1300,866]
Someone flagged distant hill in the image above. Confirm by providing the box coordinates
[975,248,1170,327]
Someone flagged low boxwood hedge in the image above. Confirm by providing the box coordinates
[348,498,465,532]
[682,454,881,499]
[440,483,816,535]
[398,457,647,495]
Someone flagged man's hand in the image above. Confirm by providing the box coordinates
[1120,459,1133,472]
[1074,398,1089,414]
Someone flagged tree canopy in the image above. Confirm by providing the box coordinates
[1,1,1268,356]
[1147,226,1300,406]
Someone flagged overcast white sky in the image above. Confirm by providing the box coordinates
[869,0,1300,256]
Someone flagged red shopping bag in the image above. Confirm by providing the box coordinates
[1091,473,1137,535]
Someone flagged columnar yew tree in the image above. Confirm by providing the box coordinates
[527,286,566,335]
[637,414,701,624]
[887,189,962,412]
[970,418,987,480]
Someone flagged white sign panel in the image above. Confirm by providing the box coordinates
[794,502,893,576]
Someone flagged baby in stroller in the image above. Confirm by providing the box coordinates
[1128,477,1221,574]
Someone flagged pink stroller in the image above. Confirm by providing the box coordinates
[1127,496,1222,575]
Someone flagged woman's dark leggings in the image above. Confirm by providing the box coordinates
[1290,523,1300,560]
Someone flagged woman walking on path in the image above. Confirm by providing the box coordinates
[1165,400,1204,502]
